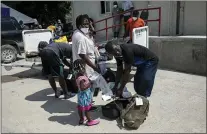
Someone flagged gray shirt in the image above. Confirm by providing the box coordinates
[112,7,121,21]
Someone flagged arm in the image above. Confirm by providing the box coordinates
[114,65,123,88]
[124,20,130,37]
[79,54,97,70]
[118,63,132,92]
[114,58,124,88]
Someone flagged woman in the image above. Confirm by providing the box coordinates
[72,14,113,111]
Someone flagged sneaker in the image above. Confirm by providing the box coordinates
[55,91,61,98]
[102,94,112,101]
[89,106,98,112]
[63,92,76,99]
[87,119,100,126]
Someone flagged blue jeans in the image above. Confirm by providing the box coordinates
[134,61,158,97]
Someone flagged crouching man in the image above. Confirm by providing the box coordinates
[38,41,75,99]
[105,41,159,98]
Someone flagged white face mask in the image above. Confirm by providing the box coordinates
[114,5,118,8]
[132,17,137,21]
[80,28,89,34]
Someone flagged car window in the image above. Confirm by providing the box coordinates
[11,19,22,30]
[1,21,17,31]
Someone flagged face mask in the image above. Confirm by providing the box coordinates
[80,28,89,34]
[132,17,137,21]
[114,5,118,8]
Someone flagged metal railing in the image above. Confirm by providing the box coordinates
[93,7,161,40]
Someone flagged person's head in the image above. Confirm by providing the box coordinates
[76,14,90,34]
[132,10,139,20]
[73,59,86,76]
[140,10,149,20]
[38,41,48,52]
[19,20,23,25]
[105,40,122,58]
[113,1,118,8]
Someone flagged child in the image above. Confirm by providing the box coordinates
[73,59,100,126]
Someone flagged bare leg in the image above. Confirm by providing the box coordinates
[48,75,57,92]
[85,111,92,122]
[78,109,84,124]
[59,76,71,99]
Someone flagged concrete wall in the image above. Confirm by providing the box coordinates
[149,36,206,76]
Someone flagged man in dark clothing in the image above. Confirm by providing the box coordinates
[105,40,159,98]
[38,41,74,99]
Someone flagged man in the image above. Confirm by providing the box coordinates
[124,10,145,43]
[38,41,74,99]
[112,1,122,38]
[122,0,134,36]
[105,41,159,98]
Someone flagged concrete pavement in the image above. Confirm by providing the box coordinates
[1,59,206,133]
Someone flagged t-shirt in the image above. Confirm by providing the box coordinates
[45,42,72,59]
[72,30,96,62]
[116,43,159,67]
[112,7,122,21]
[122,1,134,16]
[126,17,145,40]
[72,30,96,78]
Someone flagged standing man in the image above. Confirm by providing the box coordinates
[38,41,75,99]
[122,0,134,36]
[105,41,159,98]
[112,1,122,39]
[124,10,145,43]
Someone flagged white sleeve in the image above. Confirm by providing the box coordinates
[129,1,133,8]
[77,40,87,55]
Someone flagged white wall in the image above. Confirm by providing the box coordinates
[183,1,206,35]
[72,1,206,42]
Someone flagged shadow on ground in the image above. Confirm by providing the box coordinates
[25,87,123,127]
[2,68,46,83]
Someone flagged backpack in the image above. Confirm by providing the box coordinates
[102,94,149,130]
[120,94,149,130]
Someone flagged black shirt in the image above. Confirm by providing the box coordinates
[116,43,159,67]
[45,42,72,60]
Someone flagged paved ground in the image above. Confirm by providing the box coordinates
[1,58,206,133]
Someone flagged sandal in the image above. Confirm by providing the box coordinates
[87,119,100,126]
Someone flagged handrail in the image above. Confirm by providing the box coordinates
[93,7,161,40]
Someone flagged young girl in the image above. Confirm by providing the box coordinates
[73,59,100,126]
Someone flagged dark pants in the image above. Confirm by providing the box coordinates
[40,49,64,77]
[134,61,158,97]
[124,15,131,36]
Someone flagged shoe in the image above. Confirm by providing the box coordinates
[79,116,87,125]
[55,91,61,98]
[63,92,76,99]
[87,119,100,126]
[89,106,98,112]
[102,94,112,101]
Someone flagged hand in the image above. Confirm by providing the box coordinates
[116,89,123,97]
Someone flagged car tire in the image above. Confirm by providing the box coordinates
[1,44,17,63]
